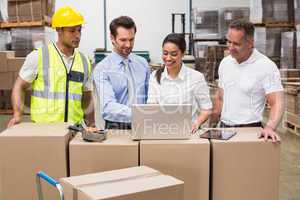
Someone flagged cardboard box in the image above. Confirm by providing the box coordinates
[8,0,53,22]
[211,128,280,200]
[7,57,25,72]
[0,72,14,89]
[0,51,15,72]
[70,130,139,176]
[140,137,210,200]
[60,166,184,200]
[0,123,72,200]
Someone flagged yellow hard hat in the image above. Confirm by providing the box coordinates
[52,6,85,28]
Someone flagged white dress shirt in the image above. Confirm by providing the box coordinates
[147,64,212,122]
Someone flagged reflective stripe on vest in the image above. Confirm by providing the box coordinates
[32,45,89,100]
[31,44,90,123]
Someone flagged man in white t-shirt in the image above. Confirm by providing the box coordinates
[211,19,284,142]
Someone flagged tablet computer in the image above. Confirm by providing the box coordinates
[200,129,236,140]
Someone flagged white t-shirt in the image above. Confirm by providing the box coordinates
[19,44,92,91]
[147,64,212,122]
[218,48,283,125]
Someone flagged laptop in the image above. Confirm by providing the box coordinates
[131,104,192,140]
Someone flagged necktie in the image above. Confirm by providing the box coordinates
[123,59,136,105]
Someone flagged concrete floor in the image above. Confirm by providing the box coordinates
[0,114,299,199]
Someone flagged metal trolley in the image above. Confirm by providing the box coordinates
[36,171,64,200]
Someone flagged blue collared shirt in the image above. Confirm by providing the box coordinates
[93,51,150,123]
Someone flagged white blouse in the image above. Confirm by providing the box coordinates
[147,64,212,122]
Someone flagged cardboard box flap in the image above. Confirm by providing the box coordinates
[60,166,159,187]
[78,175,184,199]
[0,122,71,137]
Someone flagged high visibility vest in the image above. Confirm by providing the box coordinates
[30,43,91,124]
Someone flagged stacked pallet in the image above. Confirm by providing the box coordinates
[0,0,56,114]
[192,7,250,39]
[0,51,31,113]
[281,69,300,136]
[194,43,228,83]
[250,0,296,68]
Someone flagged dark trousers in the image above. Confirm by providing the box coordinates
[105,120,131,130]
[220,121,263,128]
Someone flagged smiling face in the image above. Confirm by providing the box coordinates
[162,42,184,70]
[111,26,135,57]
[226,28,253,63]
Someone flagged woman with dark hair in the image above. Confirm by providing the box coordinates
[147,33,212,132]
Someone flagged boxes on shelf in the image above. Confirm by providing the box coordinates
[194,42,227,82]
[283,82,300,114]
[295,0,300,30]
[193,9,220,39]
[0,30,10,51]
[11,27,55,57]
[281,31,296,68]
[219,7,250,38]
[250,0,294,24]
[7,0,55,22]
[254,27,292,67]
[296,32,300,68]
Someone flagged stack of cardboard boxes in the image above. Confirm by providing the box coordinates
[0,123,281,200]
[7,0,55,22]
[192,7,250,39]
[10,26,55,57]
[194,43,228,83]
[0,51,29,111]
[250,0,294,24]
[0,50,26,90]
[219,7,250,38]
[254,26,292,67]
[1,124,282,200]
[192,9,219,39]
[282,81,300,136]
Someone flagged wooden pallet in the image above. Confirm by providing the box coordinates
[254,22,295,28]
[283,112,300,136]
[283,120,300,136]
[0,109,13,115]
[0,18,51,28]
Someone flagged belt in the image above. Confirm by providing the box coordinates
[105,120,131,130]
[220,121,263,128]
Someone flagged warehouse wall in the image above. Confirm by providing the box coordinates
[55,0,249,63]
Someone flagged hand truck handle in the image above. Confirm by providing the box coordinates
[37,171,59,187]
[36,171,64,200]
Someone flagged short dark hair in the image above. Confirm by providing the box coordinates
[229,19,254,39]
[162,33,186,53]
[156,33,186,84]
[110,16,136,37]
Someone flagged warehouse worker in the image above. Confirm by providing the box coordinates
[93,16,150,129]
[210,19,284,142]
[147,33,212,133]
[7,6,94,127]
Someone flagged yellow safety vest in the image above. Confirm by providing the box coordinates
[30,43,91,124]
